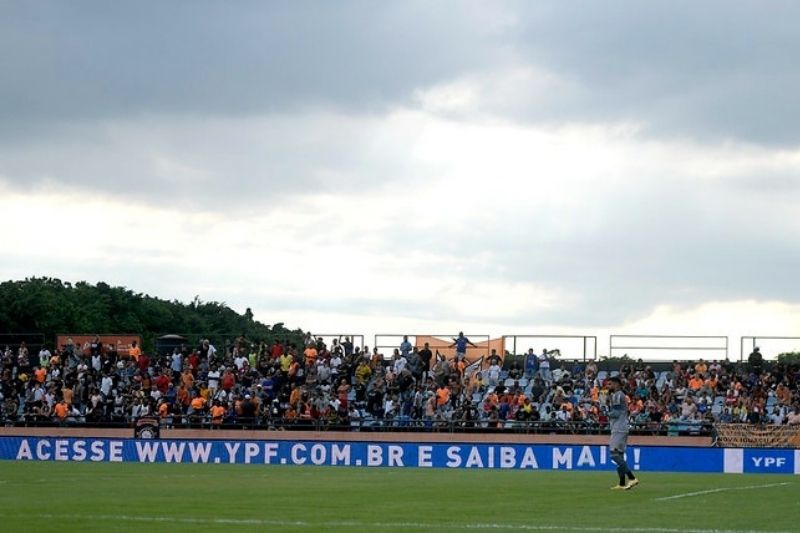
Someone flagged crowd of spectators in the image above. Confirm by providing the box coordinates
[1,334,799,433]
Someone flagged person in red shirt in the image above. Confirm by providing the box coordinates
[187,351,200,373]
[221,368,236,392]
[270,341,284,360]
[155,370,171,394]
[137,352,150,372]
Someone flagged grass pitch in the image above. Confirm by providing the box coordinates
[0,462,797,532]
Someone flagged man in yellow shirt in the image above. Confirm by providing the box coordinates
[280,352,293,374]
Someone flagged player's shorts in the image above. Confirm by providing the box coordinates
[609,431,628,453]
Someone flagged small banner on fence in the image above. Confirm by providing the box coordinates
[715,424,800,448]
[134,417,161,439]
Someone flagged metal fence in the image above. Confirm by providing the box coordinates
[739,336,800,361]
[306,334,366,352]
[609,335,729,362]
[373,334,492,359]
[0,333,46,354]
[0,415,713,437]
[502,335,597,361]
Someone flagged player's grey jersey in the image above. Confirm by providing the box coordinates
[609,390,630,434]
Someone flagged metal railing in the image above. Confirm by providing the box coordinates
[502,335,597,361]
[306,334,366,352]
[0,414,714,437]
[739,336,800,361]
[373,334,492,360]
[609,335,729,361]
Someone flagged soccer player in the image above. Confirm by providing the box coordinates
[607,376,639,490]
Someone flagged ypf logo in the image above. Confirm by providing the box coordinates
[751,456,786,469]
[744,450,793,474]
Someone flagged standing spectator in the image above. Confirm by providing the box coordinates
[392,350,407,374]
[204,339,217,362]
[38,345,51,370]
[221,367,236,392]
[170,349,182,380]
[487,359,501,387]
[748,347,764,374]
[524,348,538,378]
[340,336,354,357]
[418,343,433,378]
[128,341,141,362]
[304,344,318,366]
[399,336,412,358]
[207,364,221,397]
[539,349,552,382]
[449,332,476,361]
[137,352,150,374]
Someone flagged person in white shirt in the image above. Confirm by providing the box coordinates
[769,407,785,425]
[317,360,332,384]
[100,374,113,398]
[393,352,407,375]
[39,348,52,368]
[207,365,221,394]
[204,340,217,362]
[330,352,342,377]
[487,362,501,386]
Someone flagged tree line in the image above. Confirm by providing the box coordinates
[0,277,305,353]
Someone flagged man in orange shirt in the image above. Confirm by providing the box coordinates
[181,368,195,389]
[435,385,450,408]
[694,359,708,376]
[210,401,226,427]
[190,395,207,422]
[303,344,318,366]
[129,341,142,362]
[62,385,74,407]
[53,400,69,422]
[158,399,170,419]
[177,384,191,412]
[688,375,704,392]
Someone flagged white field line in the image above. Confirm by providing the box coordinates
[3,513,797,533]
[654,482,793,502]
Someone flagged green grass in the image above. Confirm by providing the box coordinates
[0,462,797,532]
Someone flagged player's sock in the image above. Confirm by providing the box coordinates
[617,467,626,486]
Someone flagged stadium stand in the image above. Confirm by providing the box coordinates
[1,334,798,436]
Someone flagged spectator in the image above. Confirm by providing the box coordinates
[399,336,412,358]
[449,332,477,361]
[748,347,764,374]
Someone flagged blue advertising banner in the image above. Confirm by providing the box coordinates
[0,437,796,474]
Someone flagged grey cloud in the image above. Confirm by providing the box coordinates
[492,2,800,145]
[374,174,800,328]
[5,1,798,147]
[0,114,415,206]
[0,1,510,132]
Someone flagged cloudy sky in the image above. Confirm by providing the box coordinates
[2,1,799,359]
